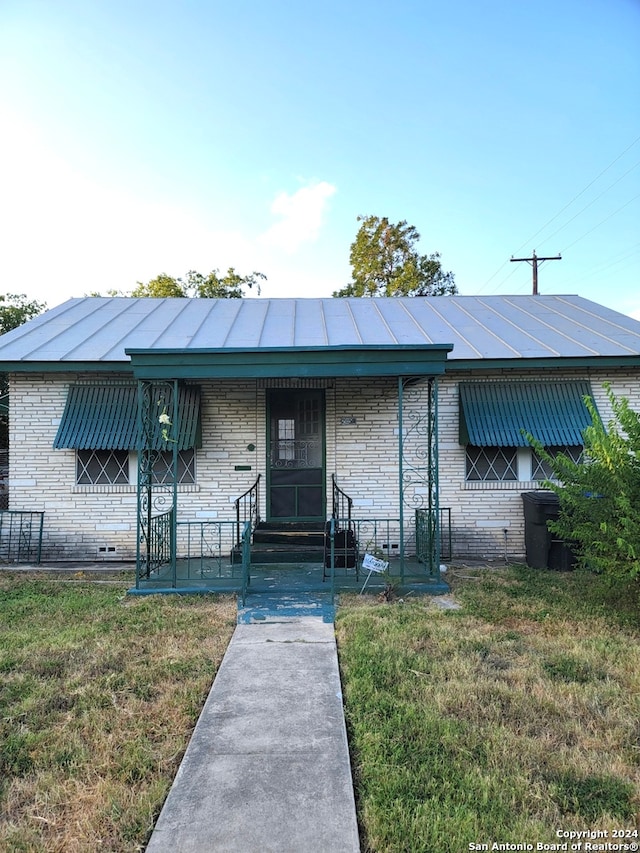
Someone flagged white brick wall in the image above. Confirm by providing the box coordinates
[8,368,639,562]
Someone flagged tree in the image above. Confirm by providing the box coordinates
[528,385,640,583]
[0,293,47,447]
[333,215,457,298]
[130,268,266,299]
[0,293,47,335]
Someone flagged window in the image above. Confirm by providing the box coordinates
[151,449,196,485]
[466,446,518,482]
[459,381,595,485]
[77,450,129,485]
[277,418,296,462]
[532,446,582,481]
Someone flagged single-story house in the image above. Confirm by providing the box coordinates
[0,294,638,592]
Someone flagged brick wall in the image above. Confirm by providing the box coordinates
[8,368,639,562]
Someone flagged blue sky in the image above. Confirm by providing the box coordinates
[1,0,639,317]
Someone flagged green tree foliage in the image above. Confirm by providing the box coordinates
[0,293,47,335]
[529,385,640,582]
[334,215,457,298]
[131,268,266,299]
[0,293,47,447]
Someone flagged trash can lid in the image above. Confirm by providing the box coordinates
[521,490,560,506]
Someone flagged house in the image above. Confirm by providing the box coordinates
[0,294,638,592]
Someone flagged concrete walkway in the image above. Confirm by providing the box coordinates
[146,613,360,853]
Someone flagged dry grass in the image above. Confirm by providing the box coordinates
[3,566,639,852]
[0,572,236,852]
[336,566,640,852]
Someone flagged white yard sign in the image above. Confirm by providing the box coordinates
[360,553,390,593]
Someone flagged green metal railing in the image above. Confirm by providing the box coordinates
[176,520,237,577]
[234,475,260,552]
[0,511,44,563]
[240,521,251,606]
[137,508,173,584]
[349,509,452,573]
[331,474,353,526]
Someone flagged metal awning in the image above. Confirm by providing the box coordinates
[53,384,201,450]
[459,381,593,447]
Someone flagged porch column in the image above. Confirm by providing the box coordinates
[398,376,441,581]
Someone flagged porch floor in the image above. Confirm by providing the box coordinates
[129,558,450,597]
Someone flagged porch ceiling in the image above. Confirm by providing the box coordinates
[125,344,453,379]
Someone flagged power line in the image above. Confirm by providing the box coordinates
[510,134,640,256]
[556,243,640,288]
[538,159,640,246]
[560,192,640,254]
[478,134,640,293]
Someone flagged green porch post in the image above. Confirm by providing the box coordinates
[398,375,442,581]
[398,376,405,583]
[136,379,179,588]
[171,378,179,587]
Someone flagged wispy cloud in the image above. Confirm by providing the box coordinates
[259,181,337,253]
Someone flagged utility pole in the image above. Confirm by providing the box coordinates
[510,250,561,295]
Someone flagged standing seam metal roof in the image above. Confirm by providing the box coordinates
[0,295,639,364]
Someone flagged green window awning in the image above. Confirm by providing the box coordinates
[54,384,201,451]
[459,381,593,447]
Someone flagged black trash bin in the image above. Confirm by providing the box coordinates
[521,490,560,569]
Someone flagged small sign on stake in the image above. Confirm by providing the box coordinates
[360,553,390,593]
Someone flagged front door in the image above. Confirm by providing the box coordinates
[267,390,325,521]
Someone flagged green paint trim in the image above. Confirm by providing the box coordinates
[125,344,452,380]
[446,356,640,371]
[1,362,132,374]
[3,351,638,377]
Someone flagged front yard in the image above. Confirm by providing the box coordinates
[336,566,640,852]
[1,566,638,851]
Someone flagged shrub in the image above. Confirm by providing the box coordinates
[529,384,640,582]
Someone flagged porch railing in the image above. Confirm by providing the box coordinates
[176,520,237,577]
[331,474,352,526]
[235,475,260,550]
[138,508,173,581]
[240,521,252,606]
[354,509,452,571]
[0,510,44,564]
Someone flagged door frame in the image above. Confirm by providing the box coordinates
[265,389,326,522]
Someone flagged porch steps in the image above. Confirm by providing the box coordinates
[240,522,327,564]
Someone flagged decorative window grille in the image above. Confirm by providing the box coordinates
[532,446,582,481]
[466,446,518,482]
[77,450,129,485]
[151,449,196,485]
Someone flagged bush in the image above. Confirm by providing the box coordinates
[529,384,640,582]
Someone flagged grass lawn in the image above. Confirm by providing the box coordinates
[336,565,640,852]
[1,567,639,852]
[0,572,236,852]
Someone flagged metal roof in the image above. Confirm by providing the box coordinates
[459,381,593,447]
[0,294,639,369]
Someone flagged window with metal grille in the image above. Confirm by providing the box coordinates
[532,446,582,481]
[151,449,196,485]
[76,450,129,485]
[466,446,518,481]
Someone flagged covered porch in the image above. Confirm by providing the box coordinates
[127,339,453,600]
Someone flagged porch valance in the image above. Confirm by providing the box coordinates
[53,384,201,450]
[459,381,593,447]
